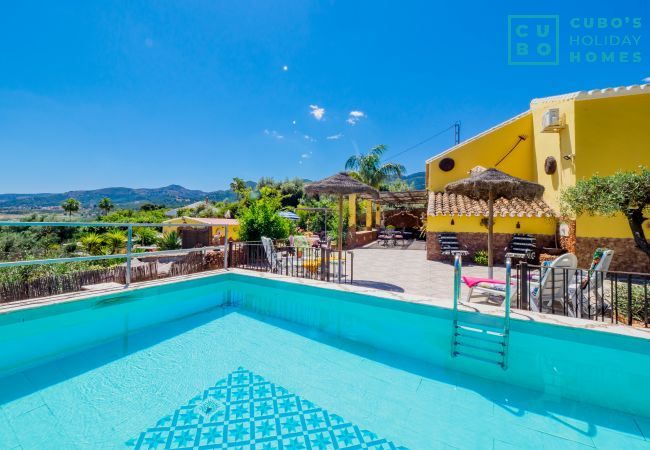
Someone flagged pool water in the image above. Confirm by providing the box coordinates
[0,274,649,449]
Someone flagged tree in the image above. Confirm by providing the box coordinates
[140,203,162,211]
[230,177,250,200]
[158,231,182,250]
[134,227,159,246]
[98,197,114,216]
[560,167,650,259]
[61,198,81,217]
[238,188,291,241]
[79,233,105,255]
[103,230,127,254]
[345,144,406,189]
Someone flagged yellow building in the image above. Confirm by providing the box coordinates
[425,83,650,272]
[163,217,240,245]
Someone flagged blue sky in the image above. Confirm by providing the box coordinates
[0,1,647,193]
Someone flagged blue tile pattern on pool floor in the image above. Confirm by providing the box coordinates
[129,367,407,449]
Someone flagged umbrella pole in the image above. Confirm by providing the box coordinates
[488,189,494,279]
[338,194,343,283]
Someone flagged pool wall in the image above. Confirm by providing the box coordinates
[0,277,228,377]
[1,272,648,418]
[228,275,650,417]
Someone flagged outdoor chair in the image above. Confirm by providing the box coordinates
[527,253,578,313]
[261,236,286,273]
[567,249,614,318]
[464,276,517,304]
[505,234,537,262]
[437,232,469,259]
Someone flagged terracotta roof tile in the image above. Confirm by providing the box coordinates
[427,192,555,218]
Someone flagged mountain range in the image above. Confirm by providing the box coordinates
[0,172,425,211]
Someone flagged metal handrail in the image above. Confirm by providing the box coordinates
[0,221,232,287]
[0,221,214,228]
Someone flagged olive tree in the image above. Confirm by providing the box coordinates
[560,167,650,259]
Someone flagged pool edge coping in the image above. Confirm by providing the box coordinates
[1,268,648,341]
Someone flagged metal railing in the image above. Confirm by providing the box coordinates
[229,241,353,284]
[515,262,650,327]
[0,221,232,303]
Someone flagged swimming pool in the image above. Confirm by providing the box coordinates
[0,272,649,449]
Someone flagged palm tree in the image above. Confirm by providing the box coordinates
[61,198,81,218]
[103,230,127,254]
[344,145,405,189]
[157,231,182,250]
[134,227,159,246]
[98,197,114,216]
[230,177,249,200]
[79,233,105,255]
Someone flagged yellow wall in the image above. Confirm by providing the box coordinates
[573,93,650,238]
[163,217,240,241]
[427,112,535,191]
[425,90,650,240]
[427,215,555,235]
[530,99,576,211]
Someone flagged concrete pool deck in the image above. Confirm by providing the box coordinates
[349,246,506,299]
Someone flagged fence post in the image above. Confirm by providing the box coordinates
[224,225,229,270]
[125,225,133,288]
[520,262,528,310]
[627,274,633,326]
[320,248,326,281]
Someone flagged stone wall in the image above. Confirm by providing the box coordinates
[574,236,650,273]
[559,220,649,272]
[426,231,555,263]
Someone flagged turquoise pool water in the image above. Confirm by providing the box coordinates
[0,273,649,449]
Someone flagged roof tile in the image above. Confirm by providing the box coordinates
[427,192,555,218]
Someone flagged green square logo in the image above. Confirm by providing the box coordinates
[508,15,560,65]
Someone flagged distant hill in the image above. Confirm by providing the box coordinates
[402,172,425,190]
[0,175,421,211]
[0,184,247,210]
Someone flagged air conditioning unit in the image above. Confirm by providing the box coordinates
[541,108,564,132]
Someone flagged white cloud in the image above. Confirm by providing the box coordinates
[263,129,284,139]
[346,110,366,125]
[301,151,313,159]
[303,134,315,142]
[326,133,343,140]
[309,104,325,121]
[644,76,650,83]
[283,65,288,71]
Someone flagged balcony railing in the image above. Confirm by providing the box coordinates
[515,262,649,327]
[0,221,230,303]
[228,241,353,284]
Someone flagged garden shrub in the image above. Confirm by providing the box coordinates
[473,250,488,266]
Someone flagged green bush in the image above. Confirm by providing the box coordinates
[134,227,159,246]
[158,231,182,250]
[612,283,648,323]
[238,188,291,242]
[473,250,488,266]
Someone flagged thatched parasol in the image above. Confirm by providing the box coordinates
[445,167,544,278]
[304,172,379,280]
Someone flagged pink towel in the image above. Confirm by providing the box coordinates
[462,276,513,288]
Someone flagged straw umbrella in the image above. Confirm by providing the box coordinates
[305,172,379,280]
[445,167,544,278]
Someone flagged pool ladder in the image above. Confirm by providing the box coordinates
[450,255,511,370]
